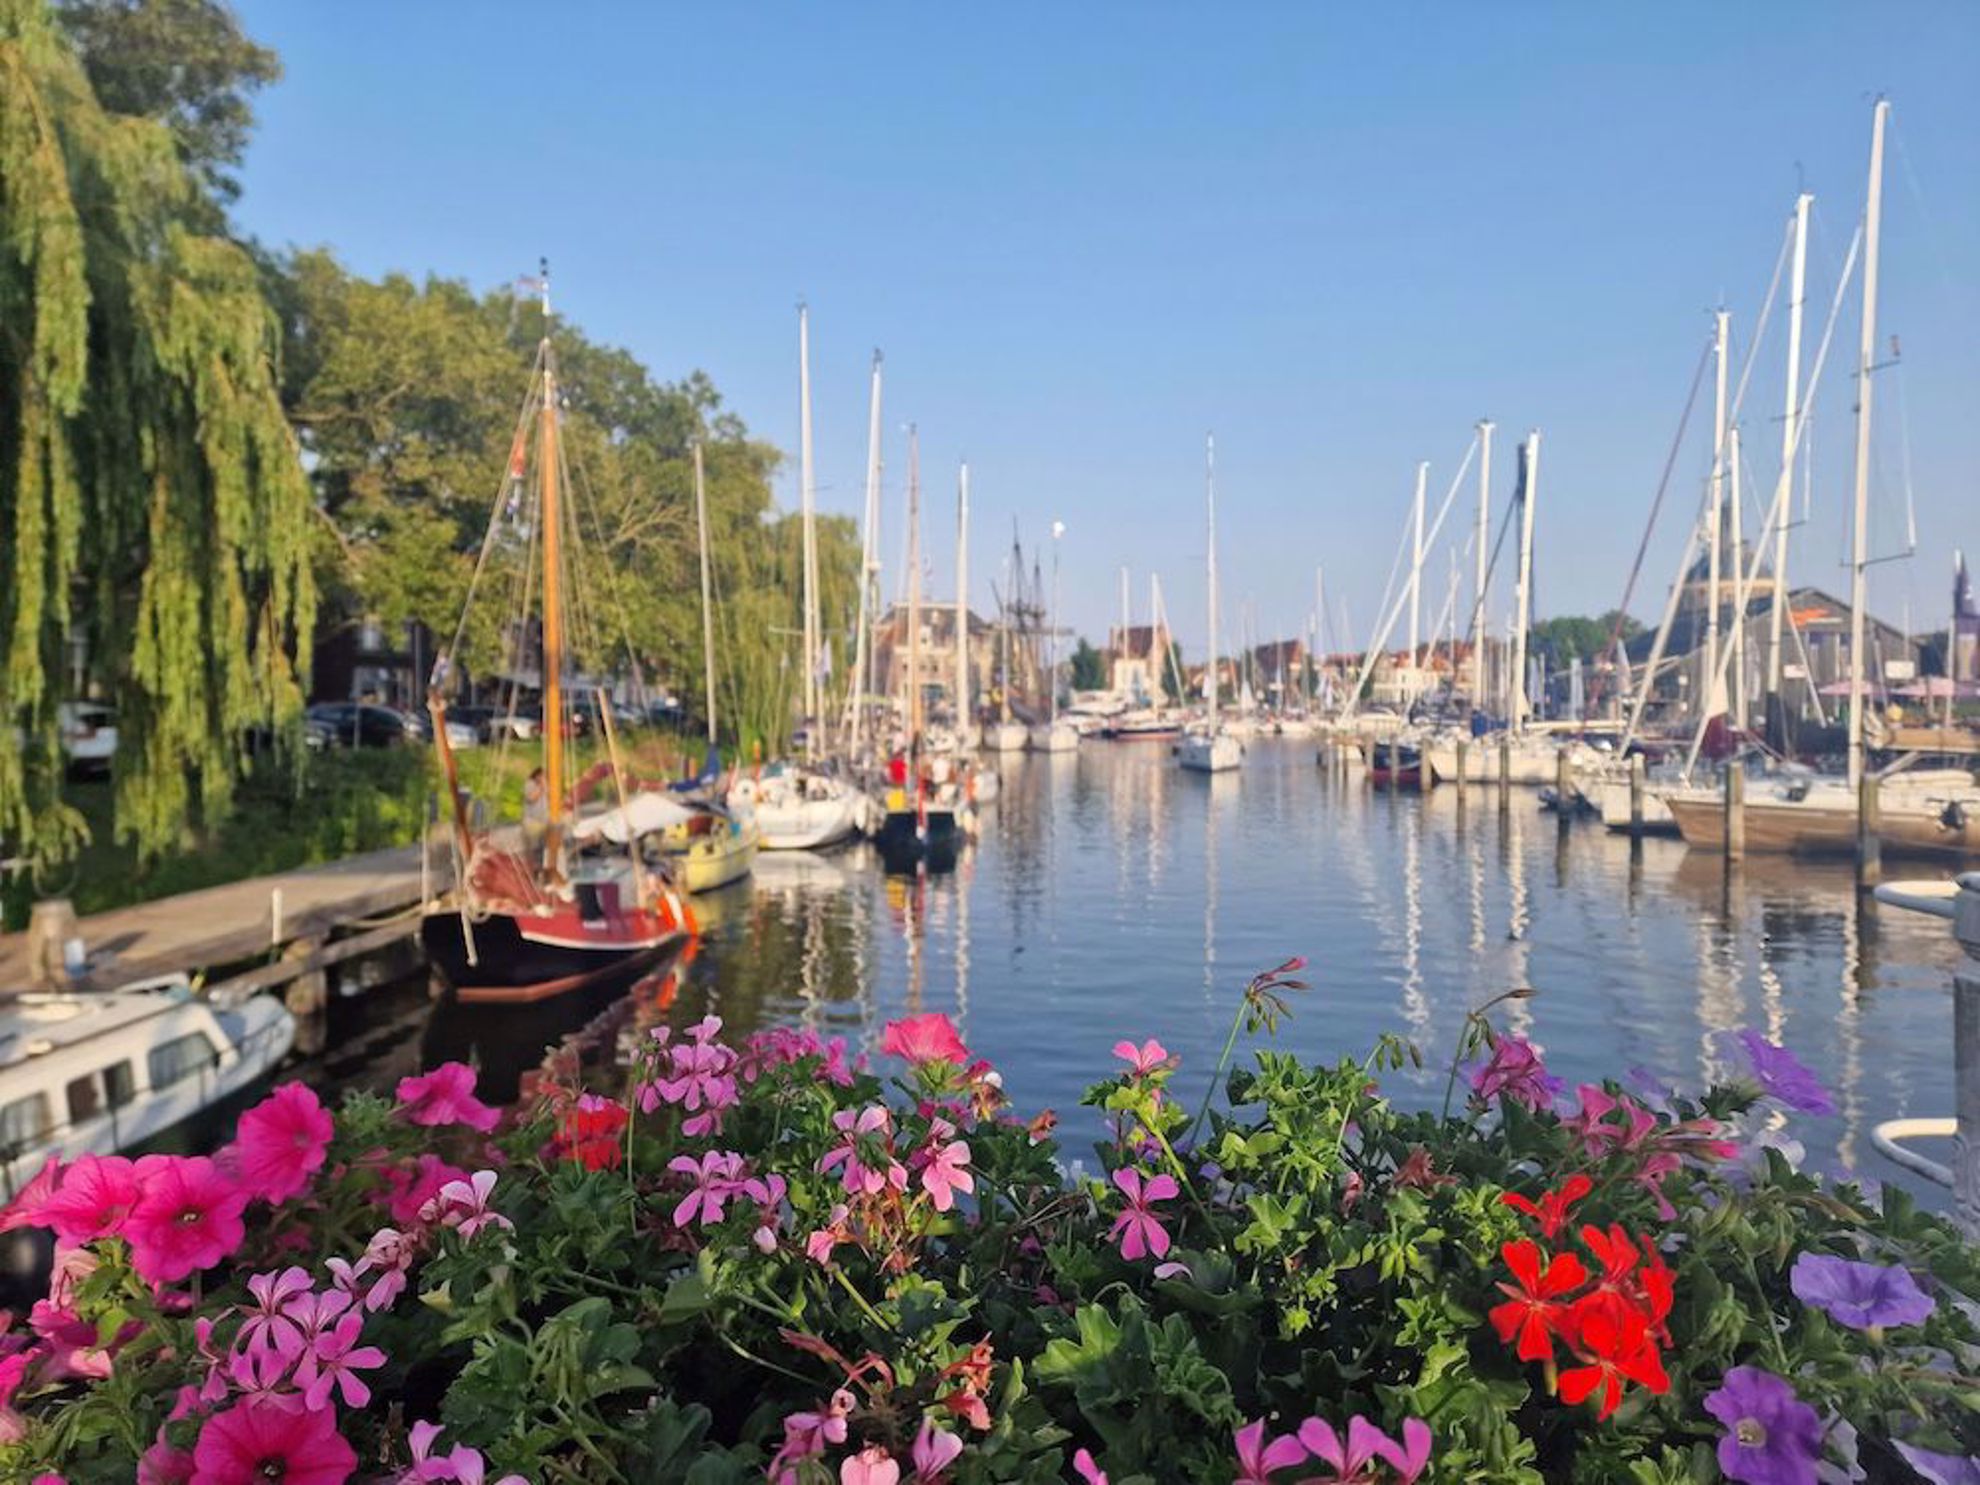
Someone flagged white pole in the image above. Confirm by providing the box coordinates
[797,304,819,752]
[1848,100,1890,794]
[1510,432,1541,730]
[956,463,971,744]
[1048,522,1063,724]
[1704,308,1729,723]
[848,350,883,753]
[1472,420,1493,708]
[1729,422,1745,729]
[1119,564,1130,696]
[1409,460,1427,689]
[1205,434,1219,718]
[1768,195,1812,703]
[693,440,717,746]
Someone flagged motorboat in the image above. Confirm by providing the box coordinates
[1368,735,1423,788]
[727,766,861,851]
[1666,767,1980,858]
[1177,727,1242,773]
[0,977,294,1198]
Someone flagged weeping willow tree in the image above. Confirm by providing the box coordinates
[0,0,314,862]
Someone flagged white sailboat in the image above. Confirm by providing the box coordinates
[1030,520,1079,752]
[983,550,1029,753]
[1180,434,1242,773]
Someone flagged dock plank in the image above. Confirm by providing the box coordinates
[0,843,430,994]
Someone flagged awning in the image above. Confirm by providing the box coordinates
[570,791,696,845]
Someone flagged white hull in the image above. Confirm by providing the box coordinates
[728,773,862,851]
[983,721,1029,753]
[1424,734,1581,785]
[1029,722,1079,753]
[1178,732,1243,772]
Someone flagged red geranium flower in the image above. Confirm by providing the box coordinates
[1489,1239,1586,1362]
[555,1094,629,1171]
[1500,1173,1592,1239]
[1557,1294,1670,1420]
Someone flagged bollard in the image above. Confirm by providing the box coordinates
[1628,754,1646,838]
[1498,737,1512,813]
[1455,739,1468,805]
[1955,876,1980,1235]
[1858,773,1883,887]
[1724,766,1745,861]
[270,888,284,948]
[1555,748,1573,835]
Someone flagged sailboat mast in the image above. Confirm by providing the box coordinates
[1472,420,1493,708]
[1048,523,1063,725]
[956,463,970,744]
[693,440,717,746]
[1408,460,1427,684]
[537,285,565,843]
[906,425,922,742]
[1847,99,1889,792]
[1205,433,1218,717]
[1728,423,1745,729]
[1767,194,1812,704]
[798,304,820,754]
[1509,432,1540,729]
[849,350,883,755]
[1001,554,1013,725]
[1704,308,1729,725]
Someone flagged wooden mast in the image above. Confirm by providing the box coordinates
[539,276,565,866]
[694,439,717,746]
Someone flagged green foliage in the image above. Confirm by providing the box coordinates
[0,0,314,864]
[1069,638,1108,692]
[1530,612,1644,666]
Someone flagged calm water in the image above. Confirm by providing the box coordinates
[661,738,1967,1197]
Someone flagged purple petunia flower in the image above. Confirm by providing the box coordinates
[1789,1251,1935,1330]
[1703,1367,1823,1485]
[1734,1031,1835,1115]
[1895,1442,1980,1485]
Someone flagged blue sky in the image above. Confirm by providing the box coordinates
[232,2,1980,656]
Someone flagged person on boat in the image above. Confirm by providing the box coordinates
[522,768,548,859]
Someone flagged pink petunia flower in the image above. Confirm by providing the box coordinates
[394,1064,500,1133]
[192,1398,357,1485]
[230,1084,335,1204]
[124,1157,250,1284]
[33,1155,139,1245]
[137,1433,196,1484]
[0,1155,64,1233]
[1107,1167,1179,1262]
[385,1155,471,1228]
[881,1013,972,1067]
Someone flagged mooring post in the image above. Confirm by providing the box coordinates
[1454,740,1469,807]
[1858,772,1883,887]
[1628,753,1646,838]
[1955,875,1980,1234]
[1497,736,1512,813]
[270,887,284,947]
[1724,765,1745,862]
[1555,747,1573,835]
[282,937,328,1058]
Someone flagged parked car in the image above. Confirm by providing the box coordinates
[57,702,117,778]
[303,703,422,749]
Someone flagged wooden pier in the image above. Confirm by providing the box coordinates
[0,843,432,1000]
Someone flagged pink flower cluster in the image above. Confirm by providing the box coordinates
[1469,1037,1563,1113]
[1233,1414,1431,1485]
[770,1389,964,1485]
[1562,1084,1737,1219]
[402,1419,527,1484]
[638,1016,741,1135]
[742,1025,857,1087]
[395,1064,502,1134]
[666,1150,787,1250]
[1108,1167,1180,1262]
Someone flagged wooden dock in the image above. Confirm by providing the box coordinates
[0,843,432,998]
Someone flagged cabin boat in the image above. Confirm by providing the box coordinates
[727,766,861,851]
[1666,768,1980,858]
[1177,726,1242,773]
[0,978,293,1199]
[1368,736,1423,788]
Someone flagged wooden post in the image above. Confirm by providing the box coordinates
[1628,753,1646,838]
[1497,736,1512,813]
[1858,772,1882,886]
[1725,765,1745,861]
[282,937,328,1058]
[1555,746,1573,834]
[1454,739,1469,806]
[26,899,79,990]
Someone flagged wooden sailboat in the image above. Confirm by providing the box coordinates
[983,552,1029,752]
[423,275,691,1005]
[1180,434,1241,772]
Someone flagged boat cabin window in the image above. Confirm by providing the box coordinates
[0,1092,52,1152]
[102,1060,135,1108]
[66,1073,102,1124]
[148,1032,219,1090]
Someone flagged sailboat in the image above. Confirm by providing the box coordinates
[983,555,1030,752]
[1179,434,1242,773]
[1029,521,1079,752]
[423,274,693,1005]
[875,427,965,874]
[727,306,861,850]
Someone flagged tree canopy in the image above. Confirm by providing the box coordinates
[1,0,313,860]
[1530,611,1645,665]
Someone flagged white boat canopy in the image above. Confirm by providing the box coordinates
[570,791,698,846]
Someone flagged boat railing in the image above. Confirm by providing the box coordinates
[1869,872,1980,1235]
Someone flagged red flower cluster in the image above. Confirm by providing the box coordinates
[1490,1181,1674,1420]
[553,1095,630,1172]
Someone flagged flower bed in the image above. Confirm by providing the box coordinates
[3,962,1977,1484]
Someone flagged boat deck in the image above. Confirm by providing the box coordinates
[0,843,428,995]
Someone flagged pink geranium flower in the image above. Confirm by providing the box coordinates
[819,1107,907,1196]
[34,1155,139,1245]
[193,1398,357,1485]
[881,1013,971,1066]
[1234,1419,1305,1485]
[385,1155,471,1227]
[806,1204,852,1266]
[1111,1039,1174,1076]
[842,1445,901,1485]
[1072,1450,1108,1485]
[404,1419,528,1484]
[1107,1167,1179,1262]
[236,1267,312,1358]
[770,1391,853,1484]
[231,1084,335,1204]
[395,1063,500,1132]
[918,1135,974,1213]
[668,1151,746,1227]
[297,1310,386,1411]
[422,1171,512,1240]
[124,1157,249,1284]
[911,1419,963,1482]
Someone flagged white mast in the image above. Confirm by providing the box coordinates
[848,350,883,754]
[906,425,921,743]
[1847,99,1889,793]
[955,462,971,745]
[1703,307,1729,723]
[1000,553,1014,726]
[1729,422,1745,729]
[1205,433,1219,719]
[797,304,820,754]
[1408,460,1428,689]
[1119,564,1130,698]
[1509,432,1541,729]
[1472,420,1493,707]
[1767,195,1812,705]
[693,440,717,746]
[1047,521,1064,724]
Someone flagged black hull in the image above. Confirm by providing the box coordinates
[1369,741,1422,789]
[420,912,676,1002]
[874,810,961,876]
